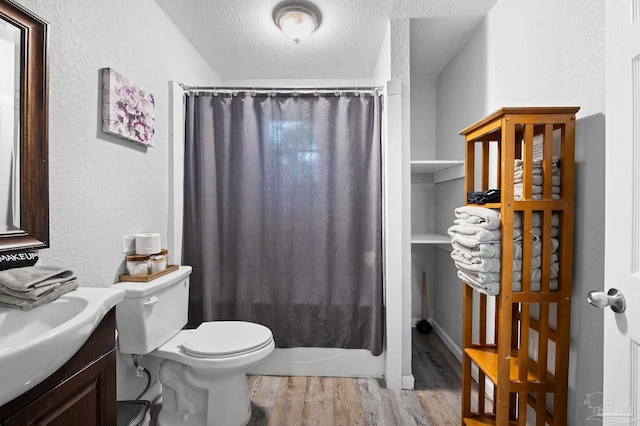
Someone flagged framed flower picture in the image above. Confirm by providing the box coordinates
[102,68,155,146]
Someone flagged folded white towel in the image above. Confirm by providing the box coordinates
[447,224,500,241]
[454,207,501,230]
[0,281,62,300]
[0,265,75,291]
[452,253,501,273]
[0,279,78,310]
[451,233,500,248]
[457,270,500,296]
[451,241,500,259]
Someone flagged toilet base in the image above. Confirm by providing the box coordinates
[156,359,252,426]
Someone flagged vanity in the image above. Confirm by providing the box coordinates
[0,311,116,425]
[0,288,125,425]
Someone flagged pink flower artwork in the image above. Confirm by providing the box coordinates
[102,68,155,146]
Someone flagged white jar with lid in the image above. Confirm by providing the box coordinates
[126,253,151,276]
[150,249,168,274]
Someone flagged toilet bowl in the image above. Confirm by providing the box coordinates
[113,266,274,426]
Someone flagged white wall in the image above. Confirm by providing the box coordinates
[18,0,221,286]
[15,0,222,400]
[433,0,605,423]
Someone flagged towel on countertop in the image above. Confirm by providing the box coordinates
[0,265,75,291]
[0,279,78,311]
[0,279,72,300]
[454,206,501,230]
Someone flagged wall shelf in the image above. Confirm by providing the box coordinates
[410,160,464,183]
[410,232,450,244]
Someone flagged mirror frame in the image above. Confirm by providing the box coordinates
[0,0,48,252]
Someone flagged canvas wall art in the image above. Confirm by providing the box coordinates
[102,68,155,146]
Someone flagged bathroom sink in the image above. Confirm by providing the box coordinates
[0,287,125,406]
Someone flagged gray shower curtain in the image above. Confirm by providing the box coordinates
[183,91,383,355]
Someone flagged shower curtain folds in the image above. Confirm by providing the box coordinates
[183,90,383,356]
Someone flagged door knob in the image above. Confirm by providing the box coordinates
[587,288,626,313]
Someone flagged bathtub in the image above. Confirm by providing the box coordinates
[249,347,385,377]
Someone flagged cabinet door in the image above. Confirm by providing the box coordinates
[4,353,116,426]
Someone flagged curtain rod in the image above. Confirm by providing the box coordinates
[179,84,383,93]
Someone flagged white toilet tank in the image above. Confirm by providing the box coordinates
[113,265,192,354]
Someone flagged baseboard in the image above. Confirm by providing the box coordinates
[402,374,415,390]
[428,319,495,398]
[429,319,463,363]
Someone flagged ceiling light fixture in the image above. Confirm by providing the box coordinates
[273,2,322,44]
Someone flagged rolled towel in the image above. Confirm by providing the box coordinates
[512,268,542,282]
[515,192,560,201]
[513,279,559,292]
[0,265,75,292]
[454,206,501,230]
[447,224,500,241]
[0,279,78,310]
[457,270,500,296]
[513,238,542,259]
[517,175,561,186]
[514,212,560,229]
[451,241,500,259]
[514,256,542,272]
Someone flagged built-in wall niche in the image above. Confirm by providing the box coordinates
[410,160,464,247]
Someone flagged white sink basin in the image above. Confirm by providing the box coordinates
[0,287,125,406]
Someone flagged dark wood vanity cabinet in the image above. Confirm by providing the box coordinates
[0,309,117,426]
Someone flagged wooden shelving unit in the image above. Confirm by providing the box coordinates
[458,107,579,425]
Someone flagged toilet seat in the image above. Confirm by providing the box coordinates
[180,321,273,359]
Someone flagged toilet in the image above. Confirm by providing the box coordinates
[113,266,274,426]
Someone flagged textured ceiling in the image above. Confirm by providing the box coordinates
[154,0,498,81]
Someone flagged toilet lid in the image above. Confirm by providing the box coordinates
[180,321,273,358]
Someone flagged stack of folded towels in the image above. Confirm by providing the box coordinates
[0,265,78,310]
[449,206,502,296]
[512,212,560,291]
[514,157,560,200]
[449,207,562,295]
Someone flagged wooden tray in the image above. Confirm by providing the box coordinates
[119,264,179,282]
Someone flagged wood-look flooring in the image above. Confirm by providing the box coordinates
[152,329,476,425]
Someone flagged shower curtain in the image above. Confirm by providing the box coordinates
[183,91,383,355]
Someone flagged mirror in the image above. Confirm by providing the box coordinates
[0,0,48,252]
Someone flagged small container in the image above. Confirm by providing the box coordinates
[126,254,151,276]
[150,249,168,274]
